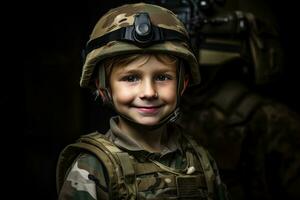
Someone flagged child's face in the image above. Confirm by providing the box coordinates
[109,55,177,126]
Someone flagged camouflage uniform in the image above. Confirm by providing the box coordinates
[179,80,300,200]
[57,116,228,199]
[56,2,229,200]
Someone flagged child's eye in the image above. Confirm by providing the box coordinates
[122,75,139,82]
[155,74,172,81]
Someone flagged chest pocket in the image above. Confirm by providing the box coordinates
[131,155,209,200]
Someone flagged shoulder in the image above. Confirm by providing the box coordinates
[58,153,108,200]
[259,100,300,120]
[249,98,300,133]
[73,153,108,179]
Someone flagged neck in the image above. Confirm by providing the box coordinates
[118,117,167,152]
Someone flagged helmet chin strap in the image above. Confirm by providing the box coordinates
[98,61,186,131]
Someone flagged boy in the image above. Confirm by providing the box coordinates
[56,3,228,200]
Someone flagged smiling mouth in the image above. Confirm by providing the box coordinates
[133,105,163,115]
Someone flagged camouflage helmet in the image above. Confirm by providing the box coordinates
[80,2,201,89]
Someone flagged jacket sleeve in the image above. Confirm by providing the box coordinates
[58,153,109,200]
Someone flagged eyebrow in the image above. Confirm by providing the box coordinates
[114,69,141,76]
[121,65,176,73]
[117,70,176,78]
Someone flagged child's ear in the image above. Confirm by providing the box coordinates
[180,76,189,95]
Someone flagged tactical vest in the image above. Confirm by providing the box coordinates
[56,132,226,200]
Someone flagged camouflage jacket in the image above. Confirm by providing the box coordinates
[57,116,229,200]
[179,80,300,200]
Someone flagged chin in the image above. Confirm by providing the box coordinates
[134,117,161,126]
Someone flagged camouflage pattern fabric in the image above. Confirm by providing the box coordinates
[179,80,300,200]
[58,117,229,199]
[58,154,106,200]
[80,2,200,89]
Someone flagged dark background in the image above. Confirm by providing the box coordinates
[4,0,297,199]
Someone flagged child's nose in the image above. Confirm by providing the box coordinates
[139,80,158,99]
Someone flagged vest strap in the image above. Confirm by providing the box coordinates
[134,162,164,175]
[81,133,138,199]
[116,152,136,184]
[184,134,215,200]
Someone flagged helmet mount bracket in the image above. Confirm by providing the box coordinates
[84,13,189,58]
